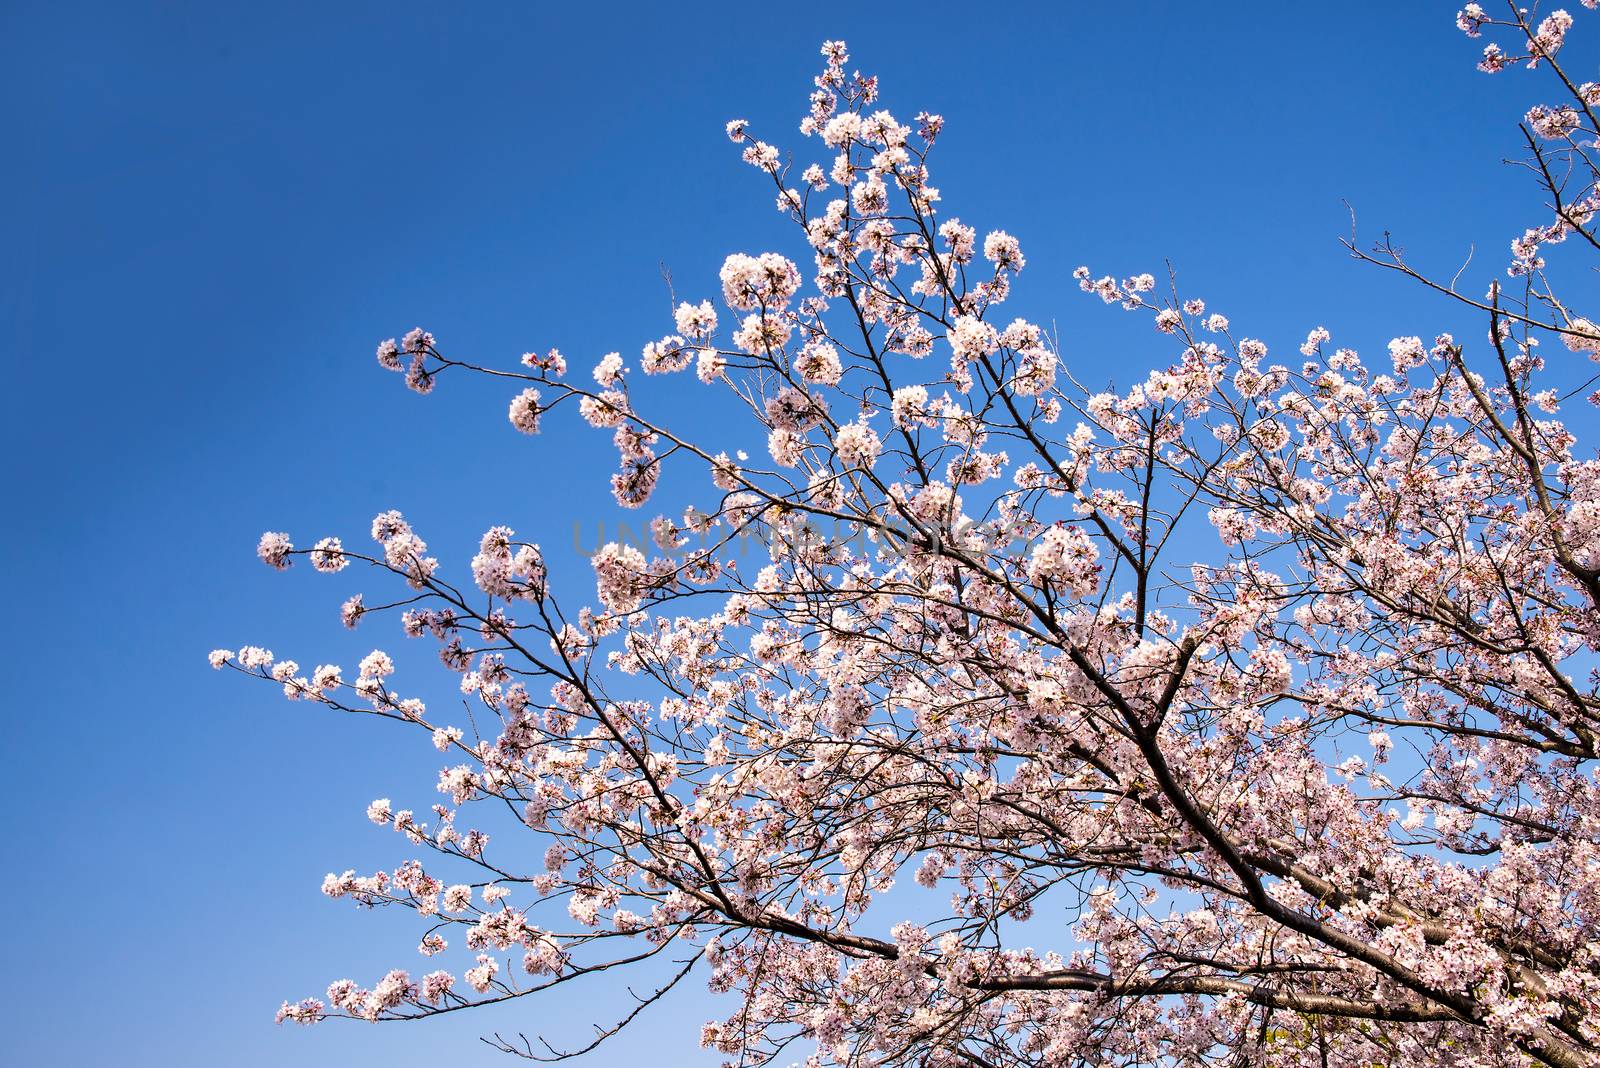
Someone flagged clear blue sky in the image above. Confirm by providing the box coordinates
[2,2,1570,1065]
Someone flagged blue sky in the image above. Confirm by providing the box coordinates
[2,2,1578,1066]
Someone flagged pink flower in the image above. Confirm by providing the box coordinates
[508,388,542,434]
[257,531,293,569]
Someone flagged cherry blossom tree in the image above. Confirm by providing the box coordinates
[218,7,1600,1066]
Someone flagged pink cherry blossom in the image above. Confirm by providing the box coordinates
[225,15,1600,1068]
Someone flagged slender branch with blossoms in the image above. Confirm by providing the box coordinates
[221,11,1600,1067]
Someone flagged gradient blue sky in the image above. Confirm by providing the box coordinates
[4,3,1575,1065]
